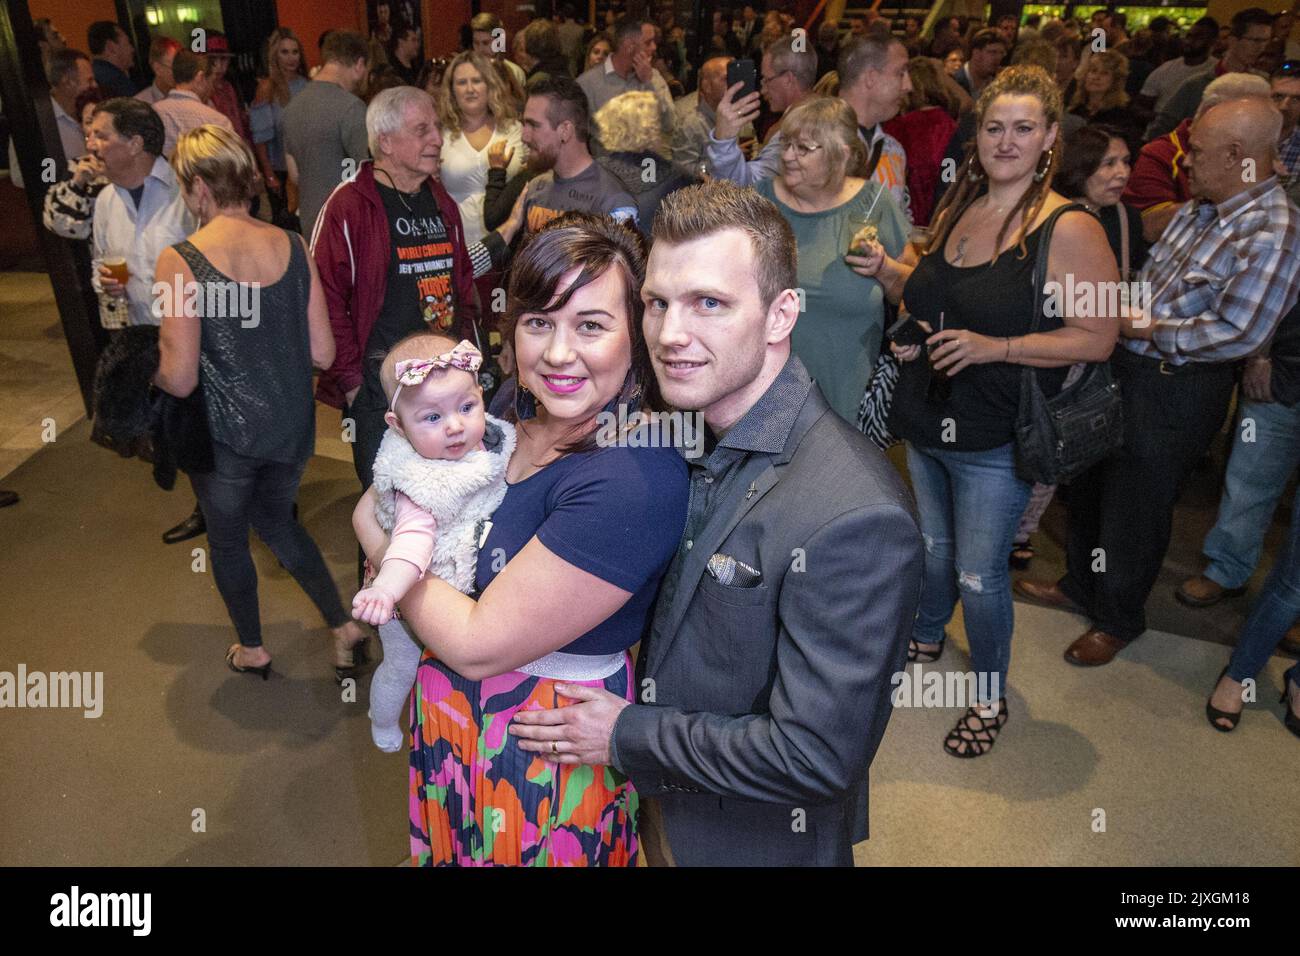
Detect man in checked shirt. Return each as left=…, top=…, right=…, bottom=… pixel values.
left=1016, top=96, right=1300, bottom=667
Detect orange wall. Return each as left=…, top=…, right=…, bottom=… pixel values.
left=275, top=0, right=363, bottom=69
left=30, top=0, right=118, bottom=56
left=423, top=0, right=473, bottom=59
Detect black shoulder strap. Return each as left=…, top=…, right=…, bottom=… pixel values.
left=864, top=131, right=886, bottom=181
left=1028, top=202, right=1086, bottom=335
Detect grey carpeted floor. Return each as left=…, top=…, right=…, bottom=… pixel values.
left=1, top=422, right=1297, bottom=866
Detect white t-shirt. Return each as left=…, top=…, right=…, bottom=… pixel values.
left=437, top=120, right=526, bottom=246
left=1141, top=56, right=1218, bottom=113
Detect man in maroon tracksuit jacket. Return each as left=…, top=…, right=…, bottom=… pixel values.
left=311, top=87, right=520, bottom=489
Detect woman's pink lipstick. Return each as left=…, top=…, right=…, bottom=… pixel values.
left=540, top=374, right=586, bottom=394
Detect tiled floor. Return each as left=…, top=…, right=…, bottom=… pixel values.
left=0, top=271, right=85, bottom=481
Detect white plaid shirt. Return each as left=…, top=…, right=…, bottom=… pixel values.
left=1126, top=176, right=1300, bottom=364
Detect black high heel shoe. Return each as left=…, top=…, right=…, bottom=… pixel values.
left=334, top=632, right=371, bottom=684
left=1280, top=667, right=1300, bottom=740
left=1205, top=666, right=1243, bottom=732
left=226, top=644, right=271, bottom=681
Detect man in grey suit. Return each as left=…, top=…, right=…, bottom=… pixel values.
left=510, top=181, right=923, bottom=866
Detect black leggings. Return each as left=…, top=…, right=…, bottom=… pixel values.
left=189, top=442, right=349, bottom=648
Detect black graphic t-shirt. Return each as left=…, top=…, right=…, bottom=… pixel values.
left=359, top=181, right=456, bottom=410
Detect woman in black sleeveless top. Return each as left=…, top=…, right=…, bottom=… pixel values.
left=855, top=67, right=1119, bottom=756
left=153, top=125, right=369, bottom=681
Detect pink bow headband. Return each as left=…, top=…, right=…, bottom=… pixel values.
left=390, top=340, right=482, bottom=410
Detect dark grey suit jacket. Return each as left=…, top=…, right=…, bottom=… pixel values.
left=610, top=381, right=923, bottom=866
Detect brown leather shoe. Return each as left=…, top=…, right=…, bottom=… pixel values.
left=1064, top=628, right=1127, bottom=666
left=1013, top=578, right=1083, bottom=614
left=1175, top=574, right=1247, bottom=608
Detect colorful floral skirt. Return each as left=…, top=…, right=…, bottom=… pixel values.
left=408, top=650, right=639, bottom=866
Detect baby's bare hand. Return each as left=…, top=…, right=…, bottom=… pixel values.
left=352, top=587, right=394, bottom=626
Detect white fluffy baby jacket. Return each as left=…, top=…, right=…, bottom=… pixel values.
left=370, top=415, right=517, bottom=593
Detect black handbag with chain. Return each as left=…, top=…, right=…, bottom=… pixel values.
left=1013, top=203, right=1124, bottom=485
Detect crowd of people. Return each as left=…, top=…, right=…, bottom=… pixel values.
left=8, top=4, right=1300, bottom=865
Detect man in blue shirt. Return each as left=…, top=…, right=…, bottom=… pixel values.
left=88, top=21, right=138, bottom=98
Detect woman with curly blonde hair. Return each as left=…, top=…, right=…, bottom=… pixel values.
left=594, top=91, right=695, bottom=229
left=1068, top=49, right=1141, bottom=141
left=436, top=50, right=526, bottom=245
left=854, top=66, right=1120, bottom=757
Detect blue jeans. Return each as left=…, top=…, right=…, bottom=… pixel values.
left=905, top=442, right=1031, bottom=703
left=1228, top=480, right=1300, bottom=686
left=1203, top=399, right=1300, bottom=589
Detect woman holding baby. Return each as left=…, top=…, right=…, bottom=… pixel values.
left=353, top=213, right=689, bottom=866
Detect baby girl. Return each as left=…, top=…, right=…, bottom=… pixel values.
left=353, top=332, right=515, bottom=751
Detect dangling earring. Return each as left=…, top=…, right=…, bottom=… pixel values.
left=1034, top=147, right=1055, bottom=183
left=602, top=368, right=638, bottom=420
left=966, top=153, right=985, bottom=182
left=514, top=381, right=537, bottom=421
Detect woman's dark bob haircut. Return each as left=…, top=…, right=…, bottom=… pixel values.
left=502, top=212, right=660, bottom=454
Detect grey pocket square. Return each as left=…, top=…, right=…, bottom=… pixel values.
left=706, top=553, right=762, bottom=587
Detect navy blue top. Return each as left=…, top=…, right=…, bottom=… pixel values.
left=475, top=441, right=689, bottom=656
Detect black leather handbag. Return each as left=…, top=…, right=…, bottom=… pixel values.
left=1013, top=203, right=1124, bottom=485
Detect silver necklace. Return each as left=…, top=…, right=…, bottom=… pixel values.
left=375, top=167, right=419, bottom=213
left=953, top=198, right=1017, bottom=263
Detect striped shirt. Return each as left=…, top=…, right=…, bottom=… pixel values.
left=153, top=89, right=233, bottom=159
left=1126, top=177, right=1300, bottom=364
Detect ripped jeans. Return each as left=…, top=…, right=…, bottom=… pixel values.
left=904, top=441, right=1031, bottom=703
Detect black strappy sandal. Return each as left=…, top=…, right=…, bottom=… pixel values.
left=907, top=637, right=944, bottom=664
left=226, top=644, right=271, bottom=681
left=943, top=699, right=1008, bottom=758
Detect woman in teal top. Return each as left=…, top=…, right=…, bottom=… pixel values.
left=755, top=96, right=908, bottom=422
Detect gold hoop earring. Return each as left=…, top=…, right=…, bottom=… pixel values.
left=1034, top=147, right=1055, bottom=182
